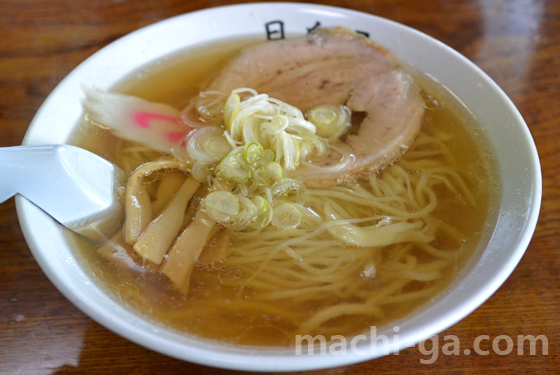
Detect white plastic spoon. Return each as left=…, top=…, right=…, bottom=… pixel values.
left=0, top=145, right=124, bottom=241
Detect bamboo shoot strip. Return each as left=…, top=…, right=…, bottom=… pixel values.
left=134, top=176, right=200, bottom=264
left=181, top=183, right=208, bottom=228
left=178, top=267, right=195, bottom=295
left=97, top=229, right=142, bottom=271
left=123, top=161, right=191, bottom=244
left=198, top=228, right=232, bottom=264
left=161, top=211, right=216, bottom=291
left=124, top=184, right=153, bottom=245
left=151, top=171, right=187, bottom=215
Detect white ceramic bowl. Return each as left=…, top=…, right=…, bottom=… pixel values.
left=17, top=2, right=541, bottom=371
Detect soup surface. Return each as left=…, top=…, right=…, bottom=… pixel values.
left=70, top=35, right=499, bottom=347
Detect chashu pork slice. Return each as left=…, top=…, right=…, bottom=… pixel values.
left=208, top=27, right=425, bottom=187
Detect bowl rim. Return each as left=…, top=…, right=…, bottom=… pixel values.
left=16, top=2, right=542, bottom=371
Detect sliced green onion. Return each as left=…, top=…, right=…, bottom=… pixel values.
left=311, top=106, right=337, bottom=124
left=222, top=89, right=327, bottom=170
left=219, top=153, right=251, bottom=179
left=211, top=208, right=232, bottom=223
left=245, top=142, right=264, bottom=165
left=292, top=136, right=301, bottom=166
left=230, top=196, right=259, bottom=229
left=251, top=204, right=273, bottom=230
left=251, top=196, right=269, bottom=216
left=206, top=191, right=239, bottom=215
left=187, top=126, right=227, bottom=163
left=308, top=104, right=351, bottom=140
left=272, top=178, right=306, bottom=203
left=224, top=93, right=241, bottom=130
left=261, top=149, right=275, bottom=164
left=271, top=114, right=289, bottom=132
left=271, top=203, right=302, bottom=229
left=265, top=161, right=284, bottom=184
left=206, top=136, right=232, bottom=156
left=191, top=162, right=212, bottom=182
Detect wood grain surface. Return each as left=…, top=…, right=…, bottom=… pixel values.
left=0, top=0, right=558, bottom=374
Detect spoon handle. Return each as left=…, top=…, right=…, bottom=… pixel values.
left=0, top=145, right=58, bottom=203
left=0, top=145, right=123, bottom=240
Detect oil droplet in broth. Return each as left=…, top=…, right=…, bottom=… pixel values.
left=120, top=283, right=140, bottom=301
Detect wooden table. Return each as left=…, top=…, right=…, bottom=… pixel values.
left=0, top=0, right=558, bottom=373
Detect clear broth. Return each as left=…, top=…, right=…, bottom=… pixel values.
left=70, top=36, right=499, bottom=347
